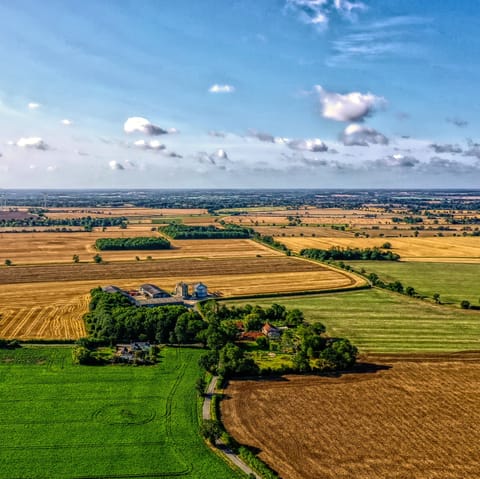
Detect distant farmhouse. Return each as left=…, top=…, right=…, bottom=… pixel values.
left=102, top=281, right=209, bottom=307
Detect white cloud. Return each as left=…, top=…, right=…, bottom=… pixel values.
left=61, top=119, right=73, bottom=126
left=288, top=138, right=328, bottom=152
left=133, top=139, right=166, bottom=150
left=341, top=124, right=389, bottom=146
left=316, top=86, right=386, bottom=122
left=209, top=84, right=235, bottom=93
left=109, top=160, right=124, bottom=170
left=286, top=0, right=366, bottom=29
left=46, top=165, right=57, bottom=172
left=124, top=117, right=168, bottom=135
left=16, top=137, right=49, bottom=150
left=28, top=102, right=41, bottom=110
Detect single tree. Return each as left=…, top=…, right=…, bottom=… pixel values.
left=461, top=300, right=471, bottom=309
left=72, top=254, right=80, bottom=263
left=93, top=253, right=103, bottom=264
left=4, top=259, right=12, bottom=266
left=433, top=293, right=441, bottom=304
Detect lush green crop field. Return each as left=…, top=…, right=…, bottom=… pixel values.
left=350, top=261, right=480, bottom=306
left=229, top=289, right=480, bottom=353
left=0, top=346, right=242, bottom=479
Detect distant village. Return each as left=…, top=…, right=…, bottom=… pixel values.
left=102, top=281, right=209, bottom=307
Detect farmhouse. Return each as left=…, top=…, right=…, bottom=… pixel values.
left=262, top=323, right=281, bottom=339
left=115, top=342, right=152, bottom=363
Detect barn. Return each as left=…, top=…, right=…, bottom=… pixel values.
left=139, top=284, right=171, bottom=299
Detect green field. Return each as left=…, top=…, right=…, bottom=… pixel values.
left=350, top=261, right=480, bottom=306
left=229, top=289, right=480, bottom=353
left=0, top=346, right=242, bottom=479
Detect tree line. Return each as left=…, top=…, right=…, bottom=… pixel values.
left=95, top=236, right=171, bottom=250
left=159, top=223, right=252, bottom=239
left=0, top=216, right=127, bottom=229
left=300, top=246, right=400, bottom=261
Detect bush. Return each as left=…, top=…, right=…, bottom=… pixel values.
left=461, top=300, right=471, bottom=309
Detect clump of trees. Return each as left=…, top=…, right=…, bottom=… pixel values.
left=95, top=237, right=171, bottom=250
left=159, top=223, right=252, bottom=239
left=301, top=246, right=400, bottom=261
left=254, top=233, right=291, bottom=254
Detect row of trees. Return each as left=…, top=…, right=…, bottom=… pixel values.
left=159, top=223, right=252, bottom=239
left=0, top=216, right=127, bottom=228
left=300, top=246, right=400, bottom=261
left=95, top=237, right=171, bottom=250
left=253, top=233, right=291, bottom=254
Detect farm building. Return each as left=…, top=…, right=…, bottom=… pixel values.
left=262, top=323, right=281, bottom=339
left=115, top=342, right=152, bottom=363
left=139, top=284, right=171, bottom=298
left=102, top=285, right=136, bottom=304
left=174, top=281, right=209, bottom=299
left=193, top=282, right=208, bottom=299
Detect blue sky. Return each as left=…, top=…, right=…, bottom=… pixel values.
left=1, top=0, right=480, bottom=188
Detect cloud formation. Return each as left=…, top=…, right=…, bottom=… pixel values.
left=109, top=160, right=124, bottom=170
left=429, top=143, right=462, bottom=154
left=446, top=117, right=468, bottom=128
left=286, top=0, right=366, bottom=29
left=247, top=130, right=275, bottom=143
left=16, top=137, right=49, bottom=150
left=133, top=139, right=166, bottom=150
left=124, top=117, right=168, bottom=135
left=315, top=86, right=385, bottom=122
left=371, top=154, right=420, bottom=168
left=341, top=124, right=388, bottom=146
left=28, top=102, right=41, bottom=110
left=288, top=138, right=328, bottom=152
left=61, top=119, right=73, bottom=126
left=208, top=84, right=235, bottom=93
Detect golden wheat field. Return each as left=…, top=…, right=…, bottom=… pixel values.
left=222, top=357, right=480, bottom=479
left=0, top=256, right=362, bottom=340
left=278, top=236, right=480, bottom=262
left=38, top=207, right=208, bottom=218
left=0, top=230, right=281, bottom=265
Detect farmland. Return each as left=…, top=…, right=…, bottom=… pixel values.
left=278, top=236, right=480, bottom=262
left=0, top=346, right=243, bottom=479
left=229, top=289, right=480, bottom=353
left=349, top=261, right=480, bottom=306
left=0, top=255, right=361, bottom=340
left=222, top=358, right=480, bottom=479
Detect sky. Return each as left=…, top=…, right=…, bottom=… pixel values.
left=1, top=0, right=480, bottom=188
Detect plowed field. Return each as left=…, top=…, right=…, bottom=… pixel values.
left=222, top=357, right=480, bottom=479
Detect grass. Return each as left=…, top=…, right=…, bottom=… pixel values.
left=229, top=289, right=480, bottom=353
left=0, top=345, right=243, bottom=479
left=351, top=260, right=480, bottom=306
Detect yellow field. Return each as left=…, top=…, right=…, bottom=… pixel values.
left=278, top=236, right=480, bottom=262
left=0, top=230, right=281, bottom=265
left=0, top=254, right=364, bottom=340
left=37, top=207, right=208, bottom=218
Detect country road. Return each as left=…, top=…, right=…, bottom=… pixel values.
left=202, top=376, right=262, bottom=479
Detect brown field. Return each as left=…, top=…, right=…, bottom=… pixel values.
left=39, top=207, right=208, bottom=219
left=0, top=231, right=281, bottom=265
left=222, top=357, right=480, bottom=479
left=278, top=236, right=480, bottom=262
left=0, top=257, right=363, bottom=340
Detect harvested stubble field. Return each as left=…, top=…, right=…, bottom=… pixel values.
left=0, top=257, right=361, bottom=340
left=222, top=358, right=480, bottom=479
left=43, top=207, right=208, bottom=219
left=278, top=236, right=480, bottom=262
left=0, top=232, right=280, bottom=265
